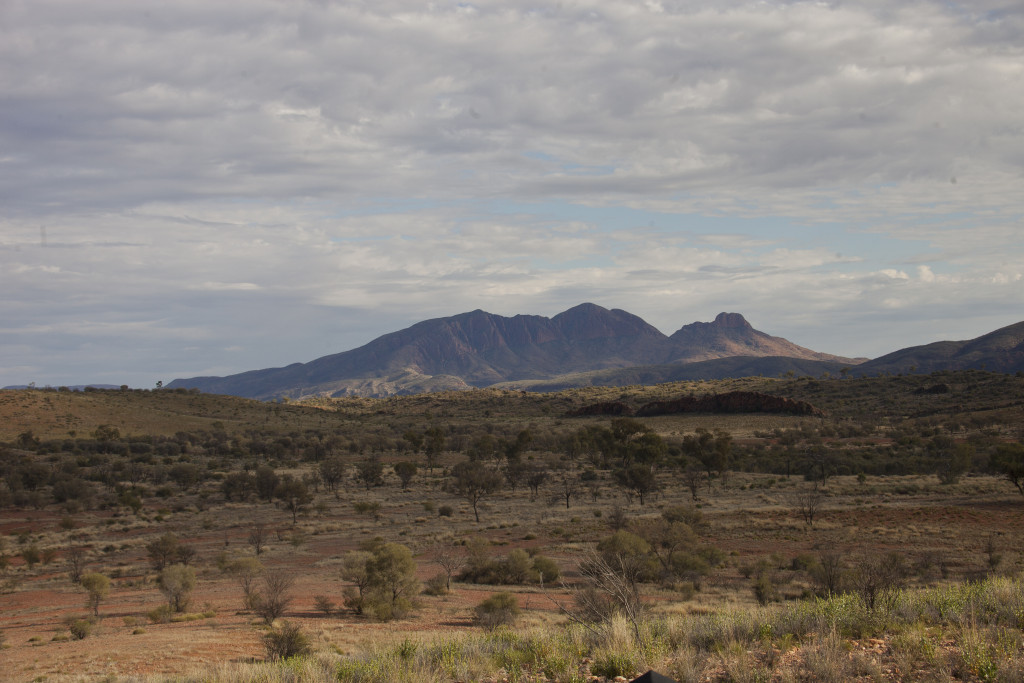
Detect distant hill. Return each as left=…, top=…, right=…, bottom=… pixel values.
left=853, top=320, right=1024, bottom=376
left=1, top=384, right=121, bottom=391
left=167, top=304, right=862, bottom=399
left=493, top=356, right=852, bottom=391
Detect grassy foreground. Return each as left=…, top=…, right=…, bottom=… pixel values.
left=145, top=576, right=1024, bottom=682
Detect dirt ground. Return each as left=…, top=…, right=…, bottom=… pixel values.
left=2, top=471, right=1022, bottom=681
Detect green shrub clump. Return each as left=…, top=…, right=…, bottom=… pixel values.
left=474, top=592, right=520, bottom=629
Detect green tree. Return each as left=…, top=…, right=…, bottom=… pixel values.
left=401, top=430, right=423, bottom=453
left=393, top=461, right=418, bottom=490
left=340, top=551, right=373, bottom=615
left=424, top=426, right=446, bottom=471
left=274, top=475, right=312, bottom=524
left=613, top=464, right=658, bottom=505
left=448, top=460, right=503, bottom=522
left=80, top=572, right=110, bottom=617
left=682, top=428, right=732, bottom=483
left=255, top=465, right=280, bottom=501
left=168, top=462, right=200, bottom=491
left=364, top=542, right=420, bottom=621
left=146, top=532, right=181, bottom=571
left=991, top=442, right=1024, bottom=496
left=318, top=456, right=346, bottom=495
left=355, top=458, right=384, bottom=490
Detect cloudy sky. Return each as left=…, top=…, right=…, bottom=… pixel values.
left=2, top=0, right=1022, bottom=388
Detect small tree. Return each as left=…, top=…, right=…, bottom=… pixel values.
left=682, top=462, right=704, bottom=501
left=228, top=557, right=264, bottom=610
left=524, top=462, right=550, bottom=500
left=433, top=544, right=467, bottom=591
left=793, top=484, right=824, bottom=527
left=355, top=458, right=385, bottom=490
left=253, top=570, right=294, bottom=623
left=364, top=542, right=420, bottom=621
left=991, top=443, right=1024, bottom=497
left=340, top=551, right=373, bottom=615
left=158, top=564, right=196, bottom=612
left=938, top=443, right=974, bottom=485
left=66, top=546, right=88, bottom=584
left=80, top=572, right=110, bottom=617
left=393, top=461, right=418, bottom=491
left=248, top=523, right=268, bottom=555
left=319, top=456, right=346, bottom=496
left=448, top=460, right=502, bottom=522
left=851, top=552, right=907, bottom=611
left=613, top=464, right=658, bottom=505
left=275, top=476, right=312, bottom=524
left=146, top=533, right=180, bottom=571
left=424, top=426, right=446, bottom=471
left=811, top=550, right=845, bottom=597
left=255, top=466, right=280, bottom=501
left=555, top=464, right=581, bottom=509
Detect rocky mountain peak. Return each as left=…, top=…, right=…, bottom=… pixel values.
left=712, top=312, right=753, bottom=329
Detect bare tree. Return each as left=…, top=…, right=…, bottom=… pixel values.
left=811, top=550, right=844, bottom=597
left=793, top=484, right=824, bottom=527
left=253, top=570, right=295, bottom=623
left=557, top=466, right=581, bottom=509
left=559, top=548, right=646, bottom=641
left=433, top=544, right=467, bottom=591
left=682, top=464, right=703, bottom=502
left=851, top=552, right=907, bottom=611
left=248, top=523, right=268, bottom=556
left=66, top=547, right=88, bottom=584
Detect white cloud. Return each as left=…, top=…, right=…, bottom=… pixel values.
left=2, top=0, right=1023, bottom=385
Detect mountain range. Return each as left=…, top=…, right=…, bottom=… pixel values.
left=166, top=304, right=1024, bottom=399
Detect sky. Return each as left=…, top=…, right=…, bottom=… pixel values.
left=2, top=0, right=1023, bottom=389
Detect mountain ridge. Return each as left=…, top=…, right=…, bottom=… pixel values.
left=167, top=304, right=863, bottom=399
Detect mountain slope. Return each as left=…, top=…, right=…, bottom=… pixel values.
left=854, top=320, right=1024, bottom=375
left=167, top=304, right=862, bottom=399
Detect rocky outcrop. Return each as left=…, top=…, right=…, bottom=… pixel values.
left=566, top=401, right=635, bottom=417
left=634, top=391, right=822, bottom=417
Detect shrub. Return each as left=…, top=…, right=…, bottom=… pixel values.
left=68, top=618, right=92, bottom=640
left=314, top=594, right=334, bottom=617
left=353, top=501, right=381, bottom=516
left=591, top=650, right=638, bottom=679
left=531, top=555, right=560, bottom=585
left=21, top=545, right=41, bottom=569
left=263, top=621, right=311, bottom=661
left=753, top=574, right=781, bottom=605
left=474, top=592, right=520, bottom=629
left=147, top=604, right=172, bottom=624
left=422, top=572, right=449, bottom=596
left=438, top=504, right=454, bottom=517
